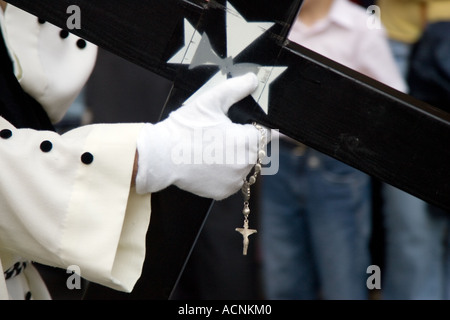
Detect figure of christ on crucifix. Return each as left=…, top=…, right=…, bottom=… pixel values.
left=235, top=219, right=257, bottom=256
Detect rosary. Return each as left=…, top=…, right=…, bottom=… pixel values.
left=235, top=122, right=268, bottom=255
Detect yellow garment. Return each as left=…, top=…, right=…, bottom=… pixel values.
left=377, top=0, right=450, bottom=43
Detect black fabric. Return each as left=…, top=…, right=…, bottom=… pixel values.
left=408, top=22, right=450, bottom=113
left=407, top=22, right=450, bottom=216
left=0, top=30, right=54, bottom=131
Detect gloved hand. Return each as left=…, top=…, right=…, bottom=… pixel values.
left=135, top=72, right=266, bottom=200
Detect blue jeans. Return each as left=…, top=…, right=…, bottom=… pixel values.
left=260, top=141, right=372, bottom=299
left=382, top=185, right=450, bottom=299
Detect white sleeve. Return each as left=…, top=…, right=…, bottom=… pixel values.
left=0, top=117, right=151, bottom=292
left=3, top=5, right=98, bottom=124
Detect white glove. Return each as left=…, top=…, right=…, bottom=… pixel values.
left=135, top=72, right=265, bottom=200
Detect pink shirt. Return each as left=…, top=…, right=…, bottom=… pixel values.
left=288, top=0, right=406, bottom=92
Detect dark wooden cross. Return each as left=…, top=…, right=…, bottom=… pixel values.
left=7, top=0, right=450, bottom=299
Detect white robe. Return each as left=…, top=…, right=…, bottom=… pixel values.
left=0, top=5, right=152, bottom=299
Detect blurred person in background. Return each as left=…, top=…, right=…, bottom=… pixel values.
left=377, top=0, right=450, bottom=300
left=259, top=0, right=405, bottom=300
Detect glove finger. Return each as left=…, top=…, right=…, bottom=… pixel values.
left=194, top=72, right=259, bottom=114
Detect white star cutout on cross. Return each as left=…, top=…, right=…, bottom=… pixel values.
left=167, top=1, right=287, bottom=115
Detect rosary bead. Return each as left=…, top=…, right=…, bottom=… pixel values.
left=249, top=176, right=256, bottom=185
left=242, top=206, right=251, bottom=216
left=258, top=150, right=266, bottom=159
left=241, top=182, right=251, bottom=201
left=255, top=164, right=262, bottom=173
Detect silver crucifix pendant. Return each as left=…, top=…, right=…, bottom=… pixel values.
left=236, top=219, right=257, bottom=255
